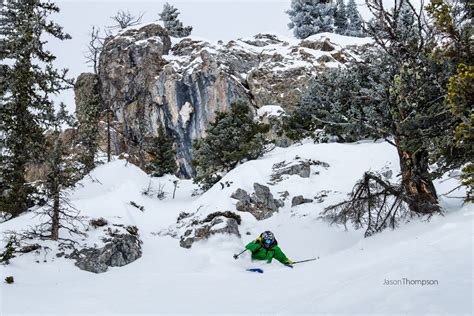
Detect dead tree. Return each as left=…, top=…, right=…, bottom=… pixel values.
left=84, top=26, right=103, bottom=75
left=109, top=10, right=144, bottom=30
left=322, top=172, right=414, bottom=237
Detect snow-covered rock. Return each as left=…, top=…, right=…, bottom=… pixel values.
left=94, top=23, right=371, bottom=177
left=71, top=233, right=142, bottom=273
left=231, top=183, right=284, bottom=220
left=179, top=211, right=241, bottom=249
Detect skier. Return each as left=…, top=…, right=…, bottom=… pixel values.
left=244, top=231, right=294, bottom=265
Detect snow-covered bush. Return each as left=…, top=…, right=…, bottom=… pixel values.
left=158, top=3, right=192, bottom=38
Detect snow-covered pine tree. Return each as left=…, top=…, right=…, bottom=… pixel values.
left=158, top=3, right=192, bottom=38
left=345, top=0, right=364, bottom=37
left=396, top=1, right=416, bottom=43
left=334, top=0, right=349, bottom=35
left=43, top=104, right=85, bottom=241
left=287, top=0, right=334, bottom=39
left=309, top=0, right=459, bottom=217
left=0, top=0, right=72, bottom=217
left=147, top=125, right=178, bottom=177
left=426, top=0, right=473, bottom=202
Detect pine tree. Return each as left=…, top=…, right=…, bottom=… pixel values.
left=396, top=1, right=417, bottom=44
left=158, top=3, right=192, bottom=38
left=44, top=104, right=84, bottom=241
left=74, top=73, right=102, bottom=175
left=192, top=101, right=269, bottom=191
left=346, top=0, right=364, bottom=37
left=287, top=0, right=334, bottom=39
left=289, top=58, right=389, bottom=143
left=334, top=0, right=349, bottom=35
left=426, top=0, right=473, bottom=202
left=0, top=0, right=72, bottom=217
left=147, top=125, right=178, bottom=177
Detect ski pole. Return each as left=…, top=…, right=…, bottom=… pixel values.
left=233, top=249, right=247, bottom=259
left=292, top=257, right=319, bottom=264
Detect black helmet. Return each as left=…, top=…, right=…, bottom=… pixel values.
left=260, top=231, right=277, bottom=248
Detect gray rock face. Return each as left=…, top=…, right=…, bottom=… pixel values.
left=179, top=211, right=241, bottom=248
left=232, top=183, right=283, bottom=220
left=74, top=73, right=102, bottom=125
left=71, top=234, right=142, bottom=273
left=291, top=195, right=314, bottom=207
left=230, top=188, right=251, bottom=203
left=95, top=23, right=366, bottom=177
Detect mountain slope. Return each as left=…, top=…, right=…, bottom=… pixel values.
left=0, top=140, right=472, bottom=315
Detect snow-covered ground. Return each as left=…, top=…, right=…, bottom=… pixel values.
left=1, top=140, right=472, bottom=315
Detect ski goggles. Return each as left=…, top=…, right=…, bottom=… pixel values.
left=264, top=239, right=273, bottom=245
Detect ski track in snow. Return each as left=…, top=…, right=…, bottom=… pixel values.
left=0, top=140, right=472, bottom=315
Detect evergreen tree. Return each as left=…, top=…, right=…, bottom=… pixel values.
left=345, top=0, right=364, bottom=37
left=159, top=3, right=192, bottom=38
left=147, top=125, right=178, bottom=177
left=74, top=73, right=102, bottom=175
left=426, top=0, right=473, bottom=202
left=288, top=56, right=392, bottom=143
left=43, top=104, right=84, bottom=241
left=334, top=0, right=348, bottom=35
left=397, top=1, right=416, bottom=41
left=0, top=0, right=72, bottom=216
left=294, top=0, right=461, bottom=216
left=287, top=0, right=334, bottom=39
left=192, top=101, right=269, bottom=191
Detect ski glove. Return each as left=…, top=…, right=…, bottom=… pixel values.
left=286, top=260, right=295, bottom=264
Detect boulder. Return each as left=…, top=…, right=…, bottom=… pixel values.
left=179, top=211, right=241, bottom=248
left=291, top=195, right=314, bottom=207
left=230, top=188, right=251, bottom=203
left=271, top=161, right=311, bottom=182
left=232, top=183, right=283, bottom=220
left=71, top=234, right=142, bottom=273
left=271, top=159, right=330, bottom=183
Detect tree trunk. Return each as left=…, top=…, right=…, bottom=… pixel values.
left=107, top=108, right=111, bottom=163
left=395, top=138, right=440, bottom=214
left=51, top=191, right=60, bottom=241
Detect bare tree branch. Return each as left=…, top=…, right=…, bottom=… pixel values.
left=109, top=10, right=144, bottom=30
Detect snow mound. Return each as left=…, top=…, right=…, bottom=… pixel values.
left=257, top=105, right=286, bottom=118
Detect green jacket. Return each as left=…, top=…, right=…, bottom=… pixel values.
left=245, top=240, right=289, bottom=264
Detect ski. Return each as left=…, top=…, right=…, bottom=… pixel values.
left=246, top=268, right=264, bottom=273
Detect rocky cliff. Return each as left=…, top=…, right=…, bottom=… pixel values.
left=90, top=23, right=371, bottom=177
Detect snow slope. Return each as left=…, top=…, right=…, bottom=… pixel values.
left=1, top=140, right=472, bottom=315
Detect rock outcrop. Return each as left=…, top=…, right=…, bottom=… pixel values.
left=270, top=159, right=330, bottom=183
left=71, top=234, right=142, bottom=273
left=74, top=73, right=102, bottom=125
left=92, top=24, right=369, bottom=177
left=231, top=183, right=283, bottom=220
left=179, top=211, right=241, bottom=248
